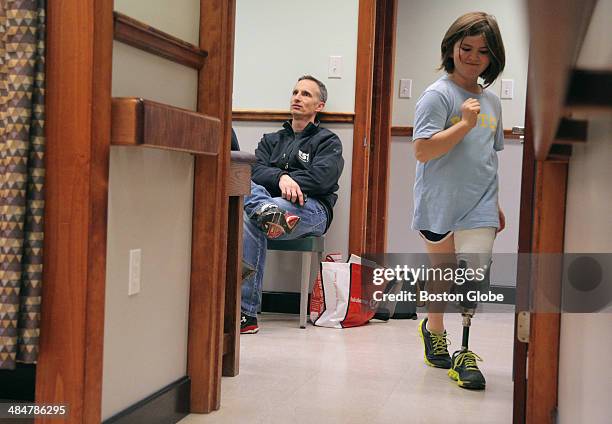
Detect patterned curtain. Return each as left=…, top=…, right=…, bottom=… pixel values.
left=0, top=0, right=45, bottom=370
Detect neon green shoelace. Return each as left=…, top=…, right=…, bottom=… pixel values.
left=430, top=332, right=450, bottom=355
left=455, top=350, right=483, bottom=370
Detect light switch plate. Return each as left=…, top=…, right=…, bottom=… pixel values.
left=500, top=79, right=514, bottom=99
left=128, top=248, right=142, bottom=296
left=399, top=78, right=412, bottom=98
left=328, top=56, right=342, bottom=79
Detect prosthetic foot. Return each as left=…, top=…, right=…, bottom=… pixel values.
left=447, top=259, right=490, bottom=390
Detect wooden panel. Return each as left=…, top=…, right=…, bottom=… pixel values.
left=187, top=0, right=235, bottom=413
left=348, top=0, right=376, bottom=255
left=111, top=97, right=220, bottom=154
left=527, top=160, right=568, bottom=424
left=513, top=98, right=535, bottom=424
left=37, top=0, right=113, bottom=422
left=222, top=196, right=243, bottom=377
left=232, top=109, right=354, bottom=123
left=391, top=126, right=522, bottom=140
left=366, top=0, right=397, bottom=254
left=526, top=0, right=597, bottom=159
left=113, top=11, right=207, bottom=69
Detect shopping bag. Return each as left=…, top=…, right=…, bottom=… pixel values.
left=312, top=254, right=393, bottom=328
left=309, top=253, right=342, bottom=323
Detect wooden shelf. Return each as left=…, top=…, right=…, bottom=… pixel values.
left=111, top=97, right=220, bottom=155
left=113, top=12, right=207, bottom=69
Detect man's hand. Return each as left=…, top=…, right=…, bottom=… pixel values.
left=497, top=206, right=506, bottom=233
left=279, top=174, right=304, bottom=206
left=461, top=98, right=480, bottom=129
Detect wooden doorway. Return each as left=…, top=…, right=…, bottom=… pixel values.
left=349, top=0, right=397, bottom=255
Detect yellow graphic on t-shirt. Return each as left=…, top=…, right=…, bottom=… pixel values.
left=450, top=114, right=498, bottom=131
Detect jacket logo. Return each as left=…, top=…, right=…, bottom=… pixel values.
left=298, top=150, right=310, bottom=163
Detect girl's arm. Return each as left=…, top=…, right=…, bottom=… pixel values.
left=413, top=98, right=480, bottom=162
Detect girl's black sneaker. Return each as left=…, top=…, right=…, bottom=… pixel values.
left=418, top=318, right=452, bottom=368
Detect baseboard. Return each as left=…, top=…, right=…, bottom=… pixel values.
left=0, top=363, right=36, bottom=401
left=103, top=377, right=190, bottom=424
left=262, top=284, right=515, bottom=315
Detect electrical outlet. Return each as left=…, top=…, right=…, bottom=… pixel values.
left=500, top=79, right=514, bottom=99
left=128, top=249, right=142, bottom=296
left=399, top=79, right=412, bottom=98
left=328, top=56, right=342, bottom=79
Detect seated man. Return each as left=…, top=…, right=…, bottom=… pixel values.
left=241, top=75, right=344, bottom=334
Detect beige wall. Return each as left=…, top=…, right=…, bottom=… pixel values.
left=558, top=2, right=612, bottom=420
left=558, top=117, right=612, bottom=424
left=102, top=0, right=199, bottom=419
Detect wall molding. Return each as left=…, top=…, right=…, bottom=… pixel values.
left=391, top=126, right=522, bottom=140
left=103, top=377, right=190, bottom=424
left=232, top=110, right=355, bottom=123
left=113, top=11, right=208, bottom=69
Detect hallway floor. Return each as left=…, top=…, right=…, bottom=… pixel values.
left=180, top=310, right=514, bottom=424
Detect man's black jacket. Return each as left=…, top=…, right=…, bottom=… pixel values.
left=251, top=121, right=344, bottom=230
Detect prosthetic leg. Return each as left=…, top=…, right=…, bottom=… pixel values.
left=456, top=258, right=492, bottom=352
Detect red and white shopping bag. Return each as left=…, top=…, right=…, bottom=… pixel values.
left=310, top=254, right=382, bottom=328
left=310, top=253, right=342, bottom=323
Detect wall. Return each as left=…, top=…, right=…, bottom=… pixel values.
left=558, top=117, right=612, bottom=424
left=233, top=0, right=359, bottom=112
left=386, top=0, right=529, bottom=286
left=558, top=3, right=612, bottom=421
left=233, top=0, right=360, bottom=294
left=102, top=0, right=199, bottom=419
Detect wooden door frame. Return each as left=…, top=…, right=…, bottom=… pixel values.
left=349, top=0, right=397, bottom=255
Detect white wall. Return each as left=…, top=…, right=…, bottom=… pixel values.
left=102, top=0, right=199, bottom=419
left=387, top=1, right=528, bottom=284
left=233, top=0, right=359, bottom=112
left=233, top=0, right=360, bottom=294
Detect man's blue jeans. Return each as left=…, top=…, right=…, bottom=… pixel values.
left=241, top=182, right=327, bottom=317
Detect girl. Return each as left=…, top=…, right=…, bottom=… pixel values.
left=412, top=12, right=506, bottom=390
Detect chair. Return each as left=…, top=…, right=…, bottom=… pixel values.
left=267, top=236, right=325, bottom=328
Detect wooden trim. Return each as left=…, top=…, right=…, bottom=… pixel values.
left=565, top=69, right=612, bottom=113
left=232, top=110, right=354, bottom=123
left=554, top=118, right=588, bottom=143
left=38, top=0, right=113, bottom=422
left=526, top=160, right=568, bottom=424
left=513, top=93, right=535, bottom=424
left=366, top=0, right=397, bottom=254
left=187, top=0, right=235, bottom=413
left=113, top=11, right=207, bottom=69
left=391, top=126, right=523, bottom=140
left=348, top=0, right=376, bottom=255
left=526, top=0, right=597, bottom=159
left=222, top=196, right=243, bottom=377
left=103, top=377, right=190, bottom=424
left=111, top=97, right=220, bottom=155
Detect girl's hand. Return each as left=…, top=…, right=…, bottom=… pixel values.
left=497, top=207, right=506, bottom=233
left=461, top=98, right=480, bottom=128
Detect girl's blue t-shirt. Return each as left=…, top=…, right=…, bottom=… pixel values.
left=412, top=74, right=504, bottom=234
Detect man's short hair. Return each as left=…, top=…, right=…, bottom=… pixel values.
left=298, top=75, right=328, bottom=103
